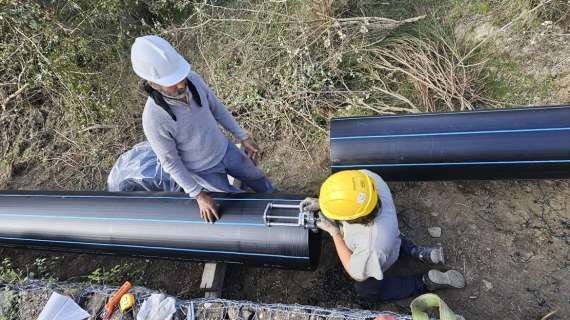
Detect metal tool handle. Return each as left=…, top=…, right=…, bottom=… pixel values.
left=263, top=203, right=303, bottom=227
left=263, top=202, right=319, bottom=231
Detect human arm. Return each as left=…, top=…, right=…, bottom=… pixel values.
left=332, top=233, right=354, bottom=277
left=317, top=213, right=359, bottom=279
left=195, top=75, right=261, bottom=158
left=318, top=213, right=382, bottom=281
left=197, top=75, right=249, bottom=141
left=143, top=109, right=219, bottom=222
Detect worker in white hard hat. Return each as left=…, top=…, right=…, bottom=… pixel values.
left=131, top=35, right=274, bottom=223
left=301, top=170, right=466, bottom=301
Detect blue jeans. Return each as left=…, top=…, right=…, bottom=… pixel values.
left=354, top=238, right=426, bottom=302
left=193, top=142, right=274, bottom=193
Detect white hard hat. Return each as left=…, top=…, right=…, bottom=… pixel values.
left=130, top=35, right=191, bottom=87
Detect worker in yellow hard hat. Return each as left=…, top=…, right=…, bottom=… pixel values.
left=301, top=170, right=466, bottom=302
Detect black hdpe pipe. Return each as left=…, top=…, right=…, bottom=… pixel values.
left=0, top=191, right=320, bottom=270
left=331, top=105, right=570, bottom=180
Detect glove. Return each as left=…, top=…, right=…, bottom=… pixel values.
left=300, top=197, right=320, bottom=213
left=316, top=213, right=341, bottom=236
left=137, top=294, right=176, bottom=320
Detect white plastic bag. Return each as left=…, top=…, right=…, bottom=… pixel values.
left=136, top=293, right=176, bottom=320
left=37, top=292, right=89, bottom=320
left=107, top=141, right=181, bottom=192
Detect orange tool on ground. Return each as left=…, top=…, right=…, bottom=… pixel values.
left=102, top=281, right=132, bottom=320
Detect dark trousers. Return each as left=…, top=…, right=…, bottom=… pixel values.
left=354, top=239, right=426, bottom=302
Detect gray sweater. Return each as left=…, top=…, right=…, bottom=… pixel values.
left=142, top=71, right=248, bottom=197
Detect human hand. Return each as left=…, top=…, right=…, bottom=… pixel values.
left=196, top=191, right=219, bottom=223
left=316, top=213, right=341, bottom=236
left=241, top=138, right=261, bottom=161
left=300, top=197, right=320, bottom=213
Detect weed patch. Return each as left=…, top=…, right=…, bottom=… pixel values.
left=86, top=263, right=144, bottom=286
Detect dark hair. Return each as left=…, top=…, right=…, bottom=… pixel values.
left=343, top=197, right=381, bottom=225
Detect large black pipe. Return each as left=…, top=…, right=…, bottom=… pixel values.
left=0, top=191, right=320, bottom=270
left=331, top=105, right=570, bottom=180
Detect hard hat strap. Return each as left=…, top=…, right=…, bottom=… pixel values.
left=186, top=78, right=202, bottom=108
left=141, top=78, right=203, bottom=122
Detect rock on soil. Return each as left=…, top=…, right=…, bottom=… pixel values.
left=255, top=307, right=273, bottom=320
left=274, top=307, right=312, bottom=320
left=197, top=302, right=225, bottom=320
left=227, top=304, right=256, bottom=320
left=428, top=227, right=442, bottom=238
left=482, top=280, right=493, bottom=291
left=18, top=289, right=53, bottom=319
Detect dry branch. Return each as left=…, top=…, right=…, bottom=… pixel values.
left=1, top=83, right=29, bottom=112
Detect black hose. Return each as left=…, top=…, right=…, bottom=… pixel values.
left=331, top=105, right=570, bottom=180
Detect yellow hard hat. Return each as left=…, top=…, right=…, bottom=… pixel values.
left=319, top=170, right=379, bottom=221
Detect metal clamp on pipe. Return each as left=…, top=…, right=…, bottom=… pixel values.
left=263, top=202, right=318, bottom=231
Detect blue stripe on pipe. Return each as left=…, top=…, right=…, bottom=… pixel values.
left=0, top=194, right=301, bottom=203
left=331, top=126, right=570, bottom=140
left=331, top=105, right=570, bottom=121
left=332, top=159, right=570, bottom=168
left=0, top=213, right=265, bottom=227
left=0, top=236, right=310, bottom=260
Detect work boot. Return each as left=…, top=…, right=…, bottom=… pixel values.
left=413, top=246, right=445, bottom=264
left=423, top=269, right=466, bottom=291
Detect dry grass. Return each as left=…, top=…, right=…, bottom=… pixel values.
left=159, top=2, right=492, bottom=151
left=1, top=0, right=496, bottom=191
left=495, top=0, right=570, bottom=28
left=157, top=2, right=432, bottom=158
left=0, top=1, right=146, bottom=189
left=365, top=30, right=494, bottom=112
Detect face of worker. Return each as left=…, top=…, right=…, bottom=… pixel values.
left=154, top=79, right=187, bottom=99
